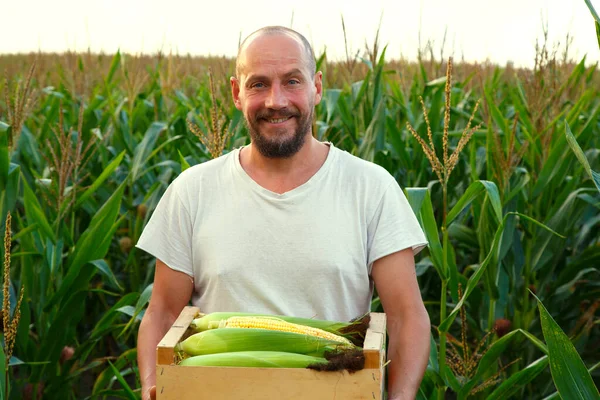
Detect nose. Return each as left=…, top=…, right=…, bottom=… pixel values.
left=265, top=83, right=288, bottom=110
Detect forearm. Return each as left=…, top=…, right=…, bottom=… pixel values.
left=137, top=308, right=178, bottom=399
left=386, top=311, right=431, bottom=400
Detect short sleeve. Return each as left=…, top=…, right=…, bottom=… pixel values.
left=367, top=180, right=428, bottom=268
left=135, top=181, right=194, bottom=277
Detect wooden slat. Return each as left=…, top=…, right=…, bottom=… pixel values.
left=155, top=310, right=387, bottom=398
left=363, top=312, right=387, bottom=370
left=157, top=365, right=382, bottom=400
left=156, top=306, right=200, bottom=365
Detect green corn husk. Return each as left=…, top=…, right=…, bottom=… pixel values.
left=175, top=328, right=354, bottom=357
left=191, top=312, right=370, bottom=347
left=179, top=351, right=328, bottom=368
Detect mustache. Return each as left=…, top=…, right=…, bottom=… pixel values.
left=256, top=109, right=299, bottom=119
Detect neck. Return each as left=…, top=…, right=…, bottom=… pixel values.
left=242, top=135, right=325, bottom=175
left=239, top=135, right=330, bottom=194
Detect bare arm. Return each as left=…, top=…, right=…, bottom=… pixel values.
left=137, top=259, right=194, bottom=400
left=372, top=248, right=431, bottom=400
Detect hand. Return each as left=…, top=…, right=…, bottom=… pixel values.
left=143, top=386, right=156, bottom=400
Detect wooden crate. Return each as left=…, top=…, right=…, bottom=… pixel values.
left=156, top=306, right=387, bottom=400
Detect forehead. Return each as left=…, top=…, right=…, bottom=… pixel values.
left=238, top=33, right=309, bottom=78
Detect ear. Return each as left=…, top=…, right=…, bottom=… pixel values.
left=313, top=71, right=323, bottom=106
left=231, top=76, right=242, bottom=110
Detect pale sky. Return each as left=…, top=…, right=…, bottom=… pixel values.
left=2, top=0, right=599, bottom=68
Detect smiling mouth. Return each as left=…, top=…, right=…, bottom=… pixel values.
left=264, top=117, right=292, bottom=124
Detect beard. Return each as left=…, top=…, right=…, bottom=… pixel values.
left=245, top=106, right=314, bottom=158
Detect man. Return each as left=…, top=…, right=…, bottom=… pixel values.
left=136, top=26, right=431, bottom=400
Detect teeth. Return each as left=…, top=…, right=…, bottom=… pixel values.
left=268, top=117, right=289, bottom=123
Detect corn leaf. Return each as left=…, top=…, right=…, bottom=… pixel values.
left=460, top=330, right=539, bottom=397
left=447, top=180, right=502, bottom=225
left=565, top=121, right=600, bottom=192
left=74, top=150, right=126, bottom=208
left=0, top=344, right=6, bottom=400
left=22, top=177, right=55, bottom=243
left=439, top=212, right=561, bottom=332
left=487, top=356, right=549, bottom=400
left=44, top=182, right=125, bottom=311
left=34, top=291, right=87, bottom=381
left=90, top=259, right=123, bottom=291
left=90, top=293, right=138, bottom=340
left=406, top=188, right=445, bottom=279
left=105, top=50, right=121, bottom=86
left=0, top=164, right=20, bottom=233
left=0, top=122, right=9, bottom=189
left=543, top=362, right=600, bottom=400
left=178, top=149, right=190, bottom=171
left=532, top=130, right=570, bottom=198
left=130, top=121, right=168, bottom=182
left=584, top=0, right=600, bottom=28
left=534, top=293, right=600, bottom=399
left=92, top=349, right=137, bottom=396
left=107, top=361, right=138, bottom=400
left=119, top=283, right=153, bottom=337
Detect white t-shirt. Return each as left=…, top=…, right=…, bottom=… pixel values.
left=136, top=142, right=428, bottom=321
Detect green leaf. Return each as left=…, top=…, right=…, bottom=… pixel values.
left=91, top=293, right=138, bottom=339
left=178, top=149, right=191, bottom=171
left=107, top=361, right=138, bottom=400
left=596, top=20, right=600, bottom=49
left=447, top=180, right=502, bottom=225
left=8, top=356, right=24, bottom=366
left=0, top=122, right=9, bottom=190
left=75, top=150, right=126, bottom=208
left=406, top=188, right=445, bottom=279
left=130, top=122, right=168, bottom=181
left=565, top=122, right=600, bottom=192
left=119, top=284, right=153, bottom=336
left=514, top=328, right=549, bottom=355
left=487, top=356, right=549, bottom=400
left=44, top=182, right=126, bottom=310
left=543, top=362, right=600, bottom=400
left=439, top=212, right=559, bottom=332
left=534, top=293, right=600, bottom=400
left=532, top=131, right=570, bottom=198
left=46, top=238, right=63, bottom=275
left=459, top=330, right=522, bottom=396
left=439, top=214, right=507, bottom=332
left=584, top=0, right=600, bottom=25
left=134, top=283, right=153, bottom=315
left=0, top=164, right=20, bottom=233
left=35, top=291, right=87, bottom=380
left=90, top=259, right=123, bottom=291
left=0, top=343, right=6, bottom=400
left=22, top=177, right=55, bottom=243
left=106, top=50, right=121, bottom=85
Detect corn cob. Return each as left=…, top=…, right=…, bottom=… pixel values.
left=217, top=316, right=352, bottom=345
left=179, top=351, right=328, bottom=368
left=175, top=328, right=353, bottom=357
left=191, top=312, right=370, bottom=347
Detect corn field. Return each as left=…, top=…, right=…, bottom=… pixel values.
left=1, top=26, right=600, bottom=399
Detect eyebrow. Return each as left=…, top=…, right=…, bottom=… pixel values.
left=245, top=68, right=306, bottom=84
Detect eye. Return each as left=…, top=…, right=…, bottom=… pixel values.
left=288, top=79, right=300, bottom=85
left=250, top=82, right=265, bottom=89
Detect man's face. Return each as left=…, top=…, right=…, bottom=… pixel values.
left=231, top=33, right=322, bottom=158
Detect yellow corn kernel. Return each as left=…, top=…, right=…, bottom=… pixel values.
left=220, top=316, right=352, bottom=345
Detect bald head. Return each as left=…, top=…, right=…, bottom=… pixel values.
left=235, top=26, right=316, bottom=79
